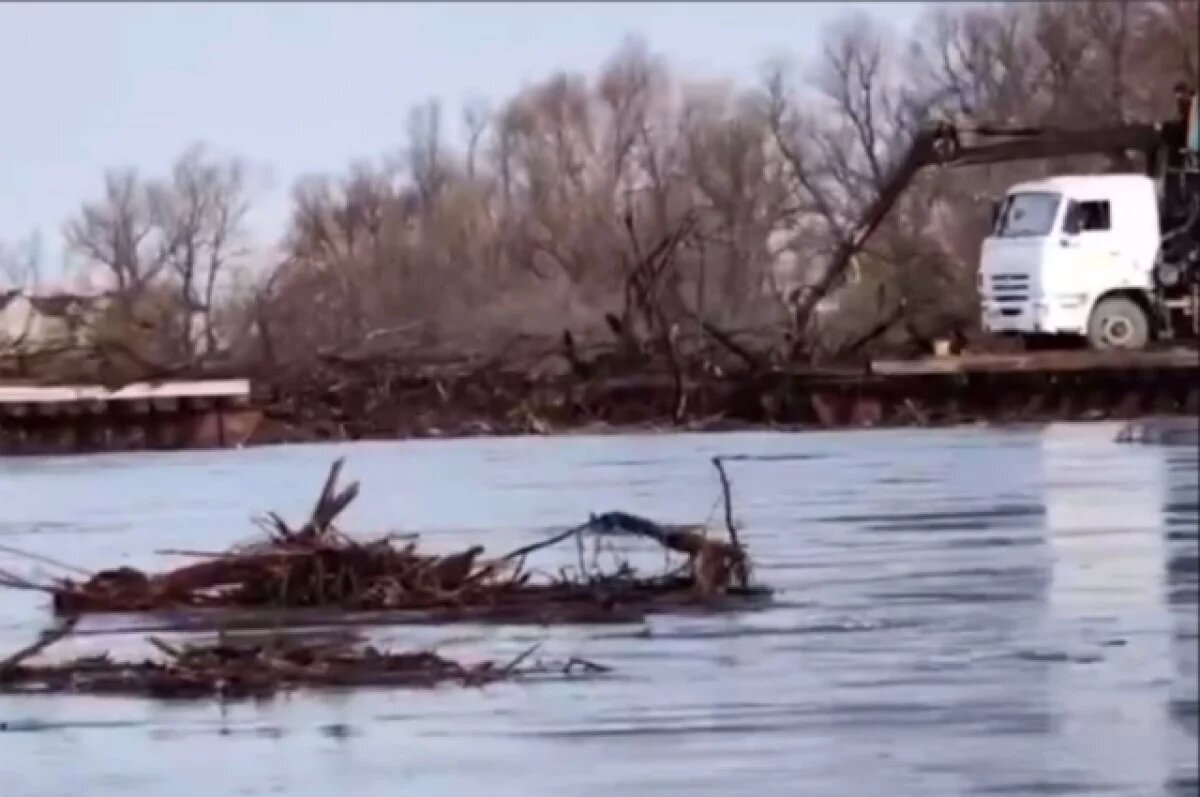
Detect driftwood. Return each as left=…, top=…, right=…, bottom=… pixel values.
left=0, top=627, right=609, bottom=701
left=29, top=458, right=770, bottom=624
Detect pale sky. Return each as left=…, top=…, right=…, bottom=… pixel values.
left=0, top=1, right=929, bottom=276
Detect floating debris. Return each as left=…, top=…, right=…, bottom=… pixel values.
left=0, top=622, right=609, bottom=701
left=12, top=458, right=769, bottom=626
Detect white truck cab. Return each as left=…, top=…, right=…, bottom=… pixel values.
left=978, top=174, right=1163, bottom=349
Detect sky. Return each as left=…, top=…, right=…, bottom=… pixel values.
left=0, top=1, right=929, bottom=279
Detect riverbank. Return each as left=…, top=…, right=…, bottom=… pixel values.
left=0, top=346, right=1196, bottom=454
left=248, top=348, right=1200, bottom=446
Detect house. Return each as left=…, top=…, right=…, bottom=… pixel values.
left=0, top=269, right=110, bottom=353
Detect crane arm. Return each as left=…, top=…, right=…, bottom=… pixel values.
left=792, top=121, right=1165, bottom=332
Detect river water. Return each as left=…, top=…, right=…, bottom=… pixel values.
left=0, top=423, right=1196, bottom=796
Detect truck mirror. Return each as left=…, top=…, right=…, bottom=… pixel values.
left=989, top=201, right=1000, bottom=230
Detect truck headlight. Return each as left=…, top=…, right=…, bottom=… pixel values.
left=1056, top=293, right=1087, bottom=308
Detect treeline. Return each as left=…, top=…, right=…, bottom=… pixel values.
left=2, top=0, right=1196, bottom=373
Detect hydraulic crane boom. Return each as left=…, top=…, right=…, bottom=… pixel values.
left=800, top=121, right=1165, bottom=329
left=787, top=82, right=1200, bottom=354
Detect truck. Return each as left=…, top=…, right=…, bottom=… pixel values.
left=806, top=83, right=1200, bottom=353
left=979, top=93, right=1199, bottom=350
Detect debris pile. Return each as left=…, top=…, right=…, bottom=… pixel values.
left=25, top=458, right=768, bottom=625
left=0, top=623, right=607, bottom=700
left=0, top=456, right=766, bottom=702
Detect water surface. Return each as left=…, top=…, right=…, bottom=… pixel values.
left=0, top=423, right=1196, bottom=796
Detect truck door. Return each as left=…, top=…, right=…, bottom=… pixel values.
left=1058, top=199, right=1130, bottom=295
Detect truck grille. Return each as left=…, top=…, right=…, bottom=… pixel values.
left=989, top=273, right=1030, bottom=303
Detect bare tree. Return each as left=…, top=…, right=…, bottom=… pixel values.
left=0, top=235, right=41, bottom=353
left=64, top=169, right=162, bottom=302
left=64, top=145, right=253, bottom=363
left=151, top=144, right=251, bottom=354
left=906, top=3, right=1033, bottom=127
left=1128, top=0, right=1199, bottom=112
left=681, top=81, right=791, bottom=325
left=760, top=15, right=931, bottom=353
left=196, top=5, right=1200, bottom=372
left=462, top=98, right=491, bottom=182
left=407, top=99, right=450, bottom=210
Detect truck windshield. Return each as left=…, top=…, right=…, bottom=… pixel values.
left=992, top=191, right=1061, bottom=238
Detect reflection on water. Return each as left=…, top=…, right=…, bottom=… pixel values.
left=1038, top=425, right=1176, bottom=794
left=0, top=423, right=1195, bottom=797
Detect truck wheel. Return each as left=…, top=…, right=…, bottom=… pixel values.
left=1087, top=297, right=1151, bottom=351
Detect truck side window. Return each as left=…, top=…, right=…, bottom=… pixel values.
left=1071, top=200, right=1111, bottom=232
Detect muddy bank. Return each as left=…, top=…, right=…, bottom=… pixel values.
left=250, top=358, right=769, bottom=443
left=1, top=340, right=1195, bottom=455
left=248, top=349, right=1200, bottom=445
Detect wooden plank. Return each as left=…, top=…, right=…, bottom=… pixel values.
left=0, top=379, right=251, bottom=405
